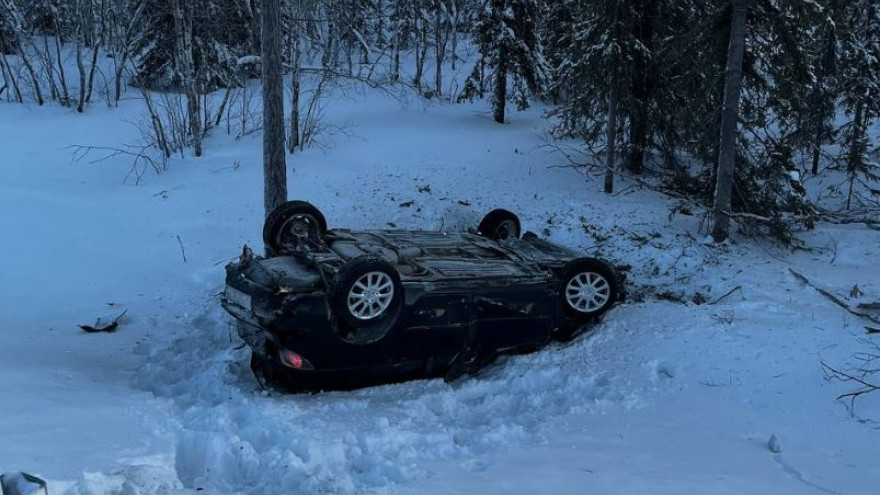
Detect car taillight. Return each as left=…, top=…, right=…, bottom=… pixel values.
left=279, top=349, right=313, bottom=370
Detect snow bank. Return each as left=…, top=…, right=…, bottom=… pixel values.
left=133, top=300, right=637, bottom=494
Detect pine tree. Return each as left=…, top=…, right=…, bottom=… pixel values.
left=550, top=0, right=694, bottom=179
left=0, top=0, right=44, bottom=104
left=838, top=0, right=880, bottom=210
left=332, top=0, right=378, bottom=73
left=800, top=0, right=843, bottom=175
left=551, top=0, right=629, bottom=144
left=656, top=0, right=821, bottom=240
left=459, top=0, right=547, bottom=124
left=132, top=0, right=253, bottom=90
left=0, top=4, right=17, bottom=54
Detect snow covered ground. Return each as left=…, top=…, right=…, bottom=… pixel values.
left=1, top=83, right=879, bottom=495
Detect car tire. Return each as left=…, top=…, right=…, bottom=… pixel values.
left=263, top=200, right=328, bottom=254
left=477, top=209, right=521, bottom=241
left=558, top=258, right=619, bottom=337
left=332, top=256, right=403, bottom=344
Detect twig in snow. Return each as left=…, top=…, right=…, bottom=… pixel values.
left=821, top=361, right=880, bottom=413
left=79, top=310, right=128, bottom=333
left=663, top=247, right=688, bottom=275
left=827, top=233, right=838, bottom=264
left=721, top=210, right=773, bottom=223
left=176, top=234, right=187, bottom=263
left=708, top=286, right=743, bottom=305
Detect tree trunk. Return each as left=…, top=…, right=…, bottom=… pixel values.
left=391, top=30, right=400, bottom=82
left=113, top=55, right=127, bottom=106
left=85, top=32, right=102, bottom=104
left=478, top=57, right=485, bottom=96
left=605, top=82, right=619, bottom=194
left=707, top=12, right=733, bottom=174
left=810, top=120, right=824, bottom=175
left=288, top=31, right=301, bottom=153
left=0, top=0, right=42, bottom=104
left=238, top=0, right=261, bottom=58
left=52, top=26, right=69, bottom=104
left=75, top=34, right=87, bottom=112
left=449, top=0, right=458, bottom=70
left=626, top=0, right=659, bottom=175
left=711, top=0, right=749, bottom=242
left=0, top=48, right=22, bottom=102
left=18, top=40, right=43, bottom=105
left=322, top=20, right=335, bottom=68
left=83, top=0, right=106, bottom=104
left=413, top=6, right=426, bottom=90
left=493, top=47, right=507, bottom=124
left=845, top=101, right=866, bottom=211
left=810, top=24, right=837, bottom=176
left=262, top=0, right=287, bottom=220
left=113, top=0, right=148, bottom=106
left=40, top=35, right=59, bottom=102
left=173, top=0, right=201, bottom=156
left=52, top=27, right=69, bottom=104
left=213, top=87, right=232, bottom=129
left=434, top=0, right=443, bottom=96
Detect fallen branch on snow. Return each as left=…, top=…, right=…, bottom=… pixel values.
left=821, top=360, right=880, bottom=412
left=79, top=310, right=128, bottom=333
left=707, top=286, right=743, bottom=305
left=176, top=234, right=187, bottom=263
left=789, top=269, right=880, bottom=327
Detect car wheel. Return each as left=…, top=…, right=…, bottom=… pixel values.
left=332, top=256, right=403, bottom=344
left=263, top=200, right=328, bottom=254
left=560, top=258, right=619, bottom=318
left=477, top=209, right=521, bottom=241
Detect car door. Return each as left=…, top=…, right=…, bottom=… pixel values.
left=393, top=292, right=470, bottom=371
left=471, top=281, right=556, bottom=354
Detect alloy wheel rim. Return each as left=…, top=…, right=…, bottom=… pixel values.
left=565, top=271, right=611, bottom=313
left=348, top=271, right=394, bottom=320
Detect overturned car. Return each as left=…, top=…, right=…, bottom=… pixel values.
left=221, top=200, right=623, bottom=391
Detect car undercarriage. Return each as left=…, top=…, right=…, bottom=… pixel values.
left=221, top=201, right=622, bottom=391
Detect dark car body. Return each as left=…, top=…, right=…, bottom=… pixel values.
left=222, top=229, right=621, bottom=391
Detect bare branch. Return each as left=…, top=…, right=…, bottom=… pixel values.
left=822, top=361, right=880, bottom=413
left=67, top=144, right=164, bottom=185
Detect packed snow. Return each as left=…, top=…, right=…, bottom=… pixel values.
left=2, top=81, right=879, bottom=495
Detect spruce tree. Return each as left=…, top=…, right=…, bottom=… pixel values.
left=550, top=0, right=694, bottom=177
left=459, top=0, right=547, bottom=124
left=838, top=0, right=880, bottom=210
left=132, top=0, right=254, bottom=90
